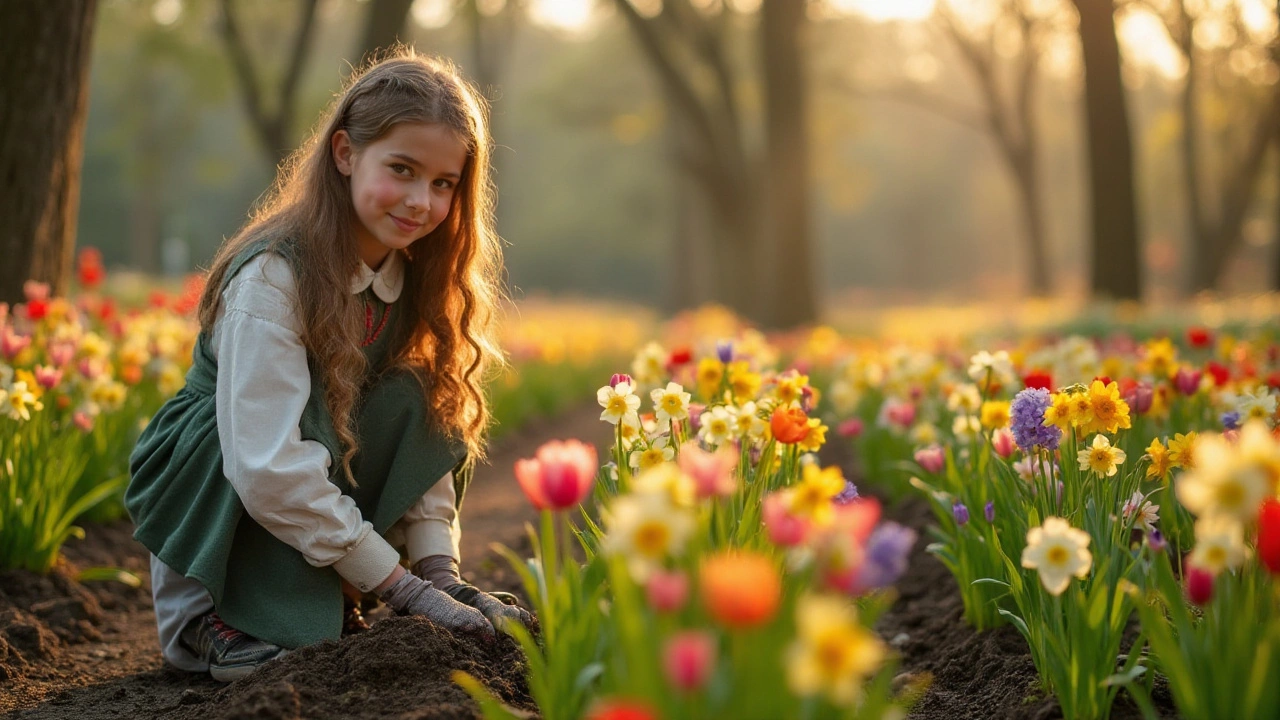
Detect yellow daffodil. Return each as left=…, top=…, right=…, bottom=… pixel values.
left=695, top=357, right=724, bottom=400
left=1145, top=438, right=1172, bottom=483
left=1168, top=431, right=1199, bottom=470
left=1077, top=434, right=1126, bottom=478
left=1021, top=517, right=1092, bottom=595
left=798, top=418, right=828, bottom=453
left=1086, top=380, right=1131, bottom=435
left=787, top=464, right=846, bottom=527
left=727, top=361, right=761, bottom=401
left=1143, top=338, right=1177, bottom=379
left=980, top=400, right=1011, bottom=430
left=1043, top=392, right=1072, bottom=432
left=786, top=594, right=886, bottom=706
left=773, top=372, right=810, bottom=408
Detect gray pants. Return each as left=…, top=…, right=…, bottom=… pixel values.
left=150, top=554, right=214, bottom=672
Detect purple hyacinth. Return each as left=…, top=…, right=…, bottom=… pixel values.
left=953, top=502, right=970, bottom=526
left=1010, top=388, right=1062, bottom=452
left=984, top=501, right=995, bottom=523
left=1221, top=411, right=1241, bottom=430
left=1148, top=528, right=1167, bottom=553
left=856, top=522, right=917, bottom=591
left=833, top=480, right=860, bottom=505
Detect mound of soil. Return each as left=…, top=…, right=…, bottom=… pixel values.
left=168, top=617, right=534, bottom=720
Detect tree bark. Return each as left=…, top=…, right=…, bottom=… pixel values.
left=0, top=0, right=98, bottom=303
left=1073, top=0, right=1144, bottom=301
left=356, top=0, right=414, bottom=65
left=760, top=0, right=817, bottom=327
left=1012, top=148, right=1051, bottom=296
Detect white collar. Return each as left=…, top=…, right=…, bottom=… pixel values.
left=349, top=250, right=404, bottom=303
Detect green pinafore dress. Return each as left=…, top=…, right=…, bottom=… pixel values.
left=125, top=238, right=471, bottom=649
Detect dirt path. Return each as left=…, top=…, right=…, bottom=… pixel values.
left=1, top=401, right=608, bottom=719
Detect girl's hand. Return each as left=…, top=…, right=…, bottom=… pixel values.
left=375, top=571, right=495, bottom=638
left=411, top=555, right=538, bottom=637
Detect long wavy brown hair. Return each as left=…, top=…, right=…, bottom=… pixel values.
left=198, top=48, right=504, bottom=481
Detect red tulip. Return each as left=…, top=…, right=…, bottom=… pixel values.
left=1258, top=499, right=1280, bottom=575
left=585, top=699, right=660, bottom=720
left=1185, top=565, right=1215, bottom=605
left=1206, top=361, right=1230, bottom=388
left=1023, top=369, right=1053, bottom=391
left=514, top=439, right=598, bottom=511
left=77, top=247, right=105, bottom=288
left=1186, top=326, right=1213, bottom=349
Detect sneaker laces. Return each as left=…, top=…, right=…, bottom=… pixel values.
left=207, top=612, right=246, bottom=644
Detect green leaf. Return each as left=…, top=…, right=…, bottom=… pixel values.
left=76, top=567, right=141, bottom=587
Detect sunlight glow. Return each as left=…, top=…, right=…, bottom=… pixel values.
left=529, top=0, right=595, bottom=31
left=828, top=0, right=937, bottom=22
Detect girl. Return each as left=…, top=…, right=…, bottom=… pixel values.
left=126, top=50, right=532, bottom=683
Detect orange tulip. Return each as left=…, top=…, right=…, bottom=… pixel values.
left=770, top=406, right=811, bottom=444
left=700, top=551, right=781, bottom=629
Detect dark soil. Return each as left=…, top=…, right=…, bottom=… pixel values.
left=4, top=403, right=1181, bottom=718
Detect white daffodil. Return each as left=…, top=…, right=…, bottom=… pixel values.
left=651, top=381, right=691, bottom=424
left=597, top=381, right=641, bottom=425
left=603, top=489, right=696, bottom=582
left=629, top=436, right=675, bottom=472
left=1177, top=432, right=1269, bottom=522
left=2, top=381, right=43, bottom=422
left=1188, top=515, right=1247, bottom=574
left=1234, top=388, right=1278, bottom=427
left=947, top=384, right=982, bottom=415
left=968, top=350, right=1015, bottom=386
left=618, top=412, right=644, bottom=450
left=630, top=342, right=667, bottom=387
left=0, top=362, right=13, bottom=388
left=731, top=401, right=769, bottom=441
left=1021, top=517, right=1092, bottom=596
left=697, top=405, right=735, bottom=447
left=951, top=415, right=981, bottom=443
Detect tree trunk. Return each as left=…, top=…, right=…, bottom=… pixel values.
left=1073, top=0, right=1143, bottom=301
left=0, top=0, right=98, bottom=303
left=1012, top=149, right=1051, bottom=296
left=760, top=0, right=817, bottom=328
left=1274, top=120, right=1280, bottom=291
left=356, top=0, right=413, bottom=64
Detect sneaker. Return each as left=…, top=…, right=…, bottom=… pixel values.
left=178, top=611, right=287, bottom=682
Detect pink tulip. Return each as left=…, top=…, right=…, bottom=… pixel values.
left=514, top=439, right=598, bottom=511
left=992, top=428, right=1015, bottom=459
left=33, top=365, right=62, bottom=390
left=663, top=631, right=716, bottom=692
left=22, top=281, right=50, bottom=303
left=73, top=411, right=94, bottom=433
left=814, top=499, right=882, bottom=593
left=1, top=328, right=31, bottom=360
left=645, top=569, right=689, bottom=613
left=77, top=357, right=105, bottom=381
left=610, top=373, right=633, bottom=388
left=1174, top=367, right=1203, bottom=396
left=914, top=444, right=946, bottom=474
left=49, top=341, right=76, bottom=368
left=837, top=417, right=865, bottom=439
left=762, top=492, right=809, bottom=547
left=883, top=399, right=916, bottom=429
left=678, top=445, right=738, bottom=499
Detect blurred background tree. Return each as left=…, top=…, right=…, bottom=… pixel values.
left=9, top=0, right=1280, bottom=317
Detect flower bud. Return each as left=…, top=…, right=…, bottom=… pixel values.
left=952, top=502, right=970, bottom=526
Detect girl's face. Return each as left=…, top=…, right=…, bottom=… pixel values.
left=332, top=122, right=468, bottom=269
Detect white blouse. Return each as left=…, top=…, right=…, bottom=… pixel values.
left=211, top=250, right=460, bottom=594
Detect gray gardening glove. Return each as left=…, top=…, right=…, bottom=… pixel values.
left=376, top=571, right=495, bottom=639
left=412, top=555, right=536, bottom=636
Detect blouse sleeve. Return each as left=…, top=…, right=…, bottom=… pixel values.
left=212, top=254, right=401, bottom=594
left=399, top=471, right=462, bottom=564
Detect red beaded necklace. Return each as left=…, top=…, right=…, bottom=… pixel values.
left=362, top=297, right=391, bottom=347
